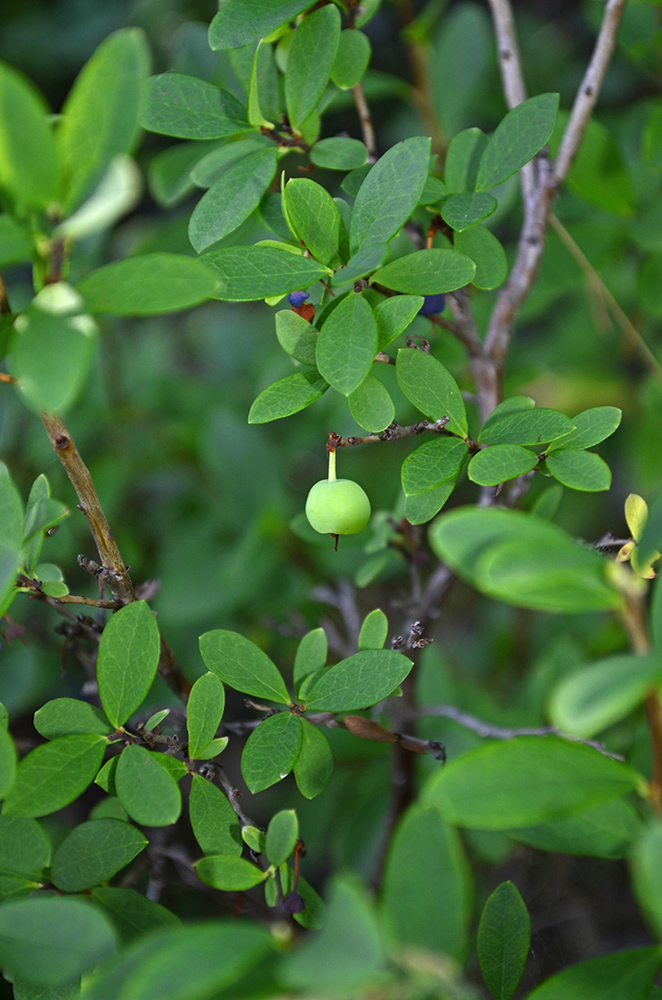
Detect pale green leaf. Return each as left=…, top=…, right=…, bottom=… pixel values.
left=77, top=254, right=218, bottom=315
left=57, top=29, right=149, bottom=212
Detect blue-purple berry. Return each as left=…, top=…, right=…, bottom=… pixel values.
left=288, top=290, right=310, bottom=307
left=418, top=294, right=446, bottom=316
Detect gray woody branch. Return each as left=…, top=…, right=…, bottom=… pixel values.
left=476, top=0, right=627, bottom=420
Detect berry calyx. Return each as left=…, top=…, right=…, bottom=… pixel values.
left=305, top=449, right=371, bottom=546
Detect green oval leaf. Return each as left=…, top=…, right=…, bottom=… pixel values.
left=350, top=136, right=431, bottom=253
left=349, top=373, right=395, bottom=432
left=0, top=816, right=51, bottom=879
left=77, top=253, right=218, bottom=315
left=0, top=63, right=58, bottom=209
left=477, top=882, right=530, bottom=1000
left=199, top=629, right=291, bottom=704
left=476, top=93, right=559, bottom=191
left=549, top=653, right=661, bottom=738
left=423, top=736, right=641, bottom=829
left=429, top=505, right=620, bottom=613
left=186, top=672, right=225, bottom=759
left=97, top=601, right=161, bottom=729
left=545, top=449, right=612, bottom=492
left=358, top=608, right=388, bottom=651
left=331, top=29, right=371, bottom=90
left=468, top=444, right=538, bottom=486
left=479, top=407, right=574, bottom=445
left=293, top=719, right=333, bottom=800
left=525, top=948, right=662, bottom=1000
left=11, top=284, right=98, bottom=414
left=396, top=348, right=467, bottom=438
left=547, top=406, right=622, bottom=452
left=445, top=127, right=488, bottom=193
left=203, top=245, right=329, bottom=301
left=374, top=295, right=424, bottom=351
left=189, top=774, right=242, bottom=857
left=248, top=369, right=329, bottom=424
left=294, top=629, right=328, bottom=690
left=304, top=649, right=413, bottom=712
left=3, top=734, right=106, bottom=818
left=50, top=819, right=147, bottom=892
left=381, top=805, right=471, bottom=961
left=115, top=745, right=182, bottom=827
left=141, top=73, right=247, bottom=139
left=441, top=192, right=497, bottom=231
left=241, top=712, right=303, bottom=793
left=209, top=0, right=313, bottom=50
left=266, top=809, right=299, bottom=867
left=633, top=821, right=662, bottom=939
left=188, top=149, right=277, bottom=252
left=455, top=224, right=508, bottom=289
left=0, top=896, right=117, bottom=986
left=401, top=438, right=468, bottom=496
left=311, top=137, right=368, bottom=171
left=316, top=293, right=377, bottom=397
left=34, top=698, right=111, bottom=740
left=284, top=178, right=347, bottom=266
left=195, top=855, right=268, bottom=891
left=0, top=727, right=16, bottom=800
left=285, top=6, right=341, bottom=131
left=372, top=248, right=475, bottom=295
left=83, top=921, right=272, bottom=1000
left=57, top=29, right=149, bottom=212
left=275, top=309, right=318, bottom=366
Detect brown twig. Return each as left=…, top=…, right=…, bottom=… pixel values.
left=553, top=0, right=628, bottom=184
left=478, top=0, right=627, bottom=419
left=351, top=81, right=376, bottom=161
left=327, top=418, right=452, bottom=449
left=39, top=412, right=136, bottom=605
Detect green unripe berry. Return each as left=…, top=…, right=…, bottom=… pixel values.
left=305, top=449, right=371, bottom=539
left=306, top=478, right=371, bottom=535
